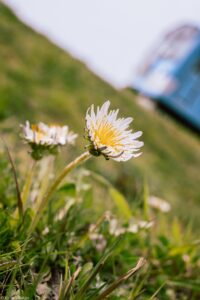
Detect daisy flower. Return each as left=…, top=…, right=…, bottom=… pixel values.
left=21, top=121, right=77, bottom=160
left=85, top=100, right=143, bottom=161
left=148, top=196, right=171, bottom=213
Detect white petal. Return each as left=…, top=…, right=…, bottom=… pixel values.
left=85, top=100, right=143, bottom=162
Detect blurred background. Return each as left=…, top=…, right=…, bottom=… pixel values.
left=1, top=0, right=200, bottom=228
left=4, top=0, right=200, bottom=88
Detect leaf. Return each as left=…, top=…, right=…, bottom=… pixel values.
left=168, top=244, right=195, bottom=256
left=59, top=183, right=76, bottom=197
left=171, top=218, right=182, bottom=245
left=96, top=257, right=146, bottom=300
left=89, top=170, right=132, bottom=220
left=109, top=187, right=132, bottom=221
left=79, top=262, right=93, bottom=278
left=1, top=137, right=23, bottom=218
left=74, top=239, right=121, bottom=300
left=59, top=267, right=81, bottom=299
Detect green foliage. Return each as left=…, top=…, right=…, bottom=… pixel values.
left=0, top=151, right=16, bottom=209
left=0, top=3, right=200, bottom=298
left=0, top=2, right=200, bottom=228
left=0, top=151, right=199, bottom=299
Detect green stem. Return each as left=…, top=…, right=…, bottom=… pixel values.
left=29, top=151, right=91, bottom=233
left=21, top=159, right=36, bottom=207
left=7, top=152, right=91, bottom=294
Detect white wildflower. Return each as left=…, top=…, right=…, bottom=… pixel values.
left=127, top=223, right=139, bottom=233
left=109, top=218, right=126, bottom=236
left=21, top=121, right=77, bottom=146
left=89, top=232, right=107, bottom=251
left=109, top=217, right=153, bottom=237
left=138, top=220, right=154, bottom=229
left=127, top=219, right=154, bottom=233
left=85, top=100, right=143, bottom=161
left=42, top=227, right=49, bottom=235
left=148, top=196, right=171, bottom=213
left=21, top=121, right=77, bottom=159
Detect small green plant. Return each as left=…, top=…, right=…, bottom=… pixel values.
left=0, top=101, right=199, bottom=299
left=0, top=101, right=147, bottom=299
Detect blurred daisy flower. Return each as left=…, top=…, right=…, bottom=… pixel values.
left=85, top=100, right=143, bottom=161
left=148, top=196, right=171, bottom=213
left=109, top=218, right=154, bottom=237
left=21, top=121, right=77, bottom=160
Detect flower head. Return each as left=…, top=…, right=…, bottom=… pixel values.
left=148, top=196, right=171, bottom=213
left=85, top=100, right=143, bottom=161
left=21, top=121, right=77, bottom=160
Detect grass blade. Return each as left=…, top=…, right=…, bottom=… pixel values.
left=59, top=266, right=81, bottom=300
left=74, top=238, right=121, bottom=300
left=96, top=257, right=146, bottom=300
left=1, top=137, right=23, bottom=218
left=148, top=281, right=166, bottom=300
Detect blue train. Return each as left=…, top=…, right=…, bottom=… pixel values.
left=133, top=24, right=200, bottom=130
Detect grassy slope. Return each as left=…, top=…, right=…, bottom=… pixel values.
left=0, top=3, right=200, bottom=225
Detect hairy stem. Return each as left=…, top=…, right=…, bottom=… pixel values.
left=29, top=151, right=91, bottom=233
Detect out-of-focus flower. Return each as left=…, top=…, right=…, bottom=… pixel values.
left=109, top=218, right=126, bottom=236
left=88, top=226, right=107, bottom=252
left=182, top=254, right=190, bottom=264
left=42, top=227, right=50, bottom=235
left=127, top=223, right=138, bottom=234
left=148, top=196, right=171, bottom=213
left=109, top=217, right=154, bottom=236
left=137, top=220, right=154, bottom=229
left=22, top=121, right=77, bottom=146
left=21, top=121, right=77, bottom=159
left=85, top=100, right=143, bottom=161
left=128, top=219, right=154, bottom=233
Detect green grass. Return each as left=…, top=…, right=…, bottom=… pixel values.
left=0, top=150, right=200, bottom=299
left=0, top=3, right=200, bottom=227
left=0, top=3, right=200, bottom=298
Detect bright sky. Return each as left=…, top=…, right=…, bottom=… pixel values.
left=4, top=0, right=200, bottom=88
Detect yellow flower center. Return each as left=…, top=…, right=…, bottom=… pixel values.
left=31, top=124, right=46, bottom=143
left=94, top=123, right=122, bottom=148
